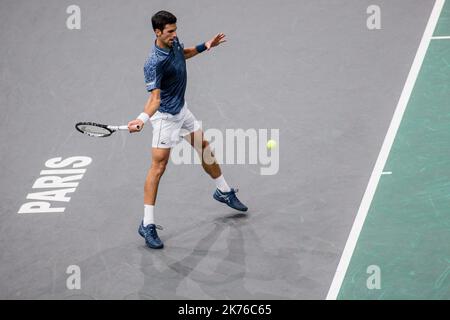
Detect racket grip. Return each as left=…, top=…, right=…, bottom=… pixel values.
left=117, top=124, right=140, bottom=131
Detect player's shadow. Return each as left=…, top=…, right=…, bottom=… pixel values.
left=137, top=213, right=251, bottom=299
left=137, top=210, right=291, bottom=299
left=30, top=209, right=291, bottom=299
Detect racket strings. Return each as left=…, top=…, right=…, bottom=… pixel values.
left=78, top=124, right=111, bottom=137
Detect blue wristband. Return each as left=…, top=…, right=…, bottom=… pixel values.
left=196, top=43, right=207, bottom=53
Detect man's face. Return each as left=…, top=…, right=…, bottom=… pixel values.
left=156, top=23, right=177, bottom=48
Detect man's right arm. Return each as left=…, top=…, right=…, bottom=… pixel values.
left=128, top=89, right=161, bottom=132
left=143, top=89, right=161, bottom=117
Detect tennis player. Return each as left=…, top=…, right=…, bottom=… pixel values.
left=128, top=10, right=248, bottom=249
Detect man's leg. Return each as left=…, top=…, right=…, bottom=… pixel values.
left=139, top=147, right=170, bottom=249
left=144, top=147, right=171, bottom=205
left=184, top=129, right=222, bottom=179
left=185, top=129, right=248, bottom=212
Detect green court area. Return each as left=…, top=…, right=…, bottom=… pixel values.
left=338, top=0, right=450, bottom=299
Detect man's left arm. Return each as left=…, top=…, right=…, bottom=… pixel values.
left=184, top=33, right=226, bottom=60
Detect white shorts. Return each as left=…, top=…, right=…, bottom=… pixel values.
left=150, top=101, right=201, bottom=148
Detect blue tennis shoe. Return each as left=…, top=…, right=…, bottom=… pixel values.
left=213, top=188, right=248, bottom=212
left=138, top=222, right=164, bottom=249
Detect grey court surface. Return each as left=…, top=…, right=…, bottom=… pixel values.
left=0, top=0, right=437, bottom=299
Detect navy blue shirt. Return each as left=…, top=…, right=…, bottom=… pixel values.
left=144, top=37, right=187, bottom=115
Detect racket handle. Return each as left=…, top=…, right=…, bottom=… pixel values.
left=117, top=125, right=140, bottom=131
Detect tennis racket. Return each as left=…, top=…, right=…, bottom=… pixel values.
left=75, top=122, right=140, bottom=138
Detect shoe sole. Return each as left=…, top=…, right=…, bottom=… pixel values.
left=147, top=243, right=164, bottom=249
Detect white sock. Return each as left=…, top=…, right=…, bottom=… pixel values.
left=143, top=204, right=154, bottom=227
left=214, top=174, right=231, bottom=192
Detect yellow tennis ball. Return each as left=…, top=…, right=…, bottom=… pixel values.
left=267, top=139, right=277, bottom=150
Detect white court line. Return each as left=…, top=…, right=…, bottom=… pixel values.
left=326, top=0, right=445, bottom=300
left=431, top=35, right=450, bottom=39
left=381, top=171, right=392, bottom=175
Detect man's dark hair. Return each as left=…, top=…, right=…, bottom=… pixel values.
left=151, top=11, right=177, bottom=32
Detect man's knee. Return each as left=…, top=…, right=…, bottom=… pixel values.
left=150, top=148, right=170, bottom=176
